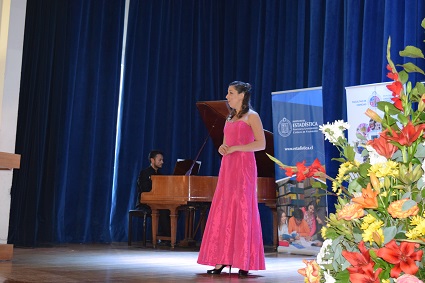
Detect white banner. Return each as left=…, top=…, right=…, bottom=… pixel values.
left=345, top=82, right=393, bottom=161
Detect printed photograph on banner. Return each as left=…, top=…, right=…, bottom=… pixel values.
left=345, top=82, right=393, bottom=162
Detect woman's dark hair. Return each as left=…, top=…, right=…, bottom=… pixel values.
left=306, top=201, right=317, bottom=210
left=227, top=81, right=252, bottom=120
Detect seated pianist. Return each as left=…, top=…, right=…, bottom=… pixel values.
left=136, top=150, right=170, bottom=243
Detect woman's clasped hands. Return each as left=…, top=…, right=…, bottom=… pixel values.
left=219, top=144, right=236, bottom=155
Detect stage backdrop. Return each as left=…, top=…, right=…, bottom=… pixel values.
left=271, top=87, right=326, bottom=182
left=345, top=82, right=393, bottom=161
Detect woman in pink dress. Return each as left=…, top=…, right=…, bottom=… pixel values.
left=197, top=81, right=266, bottom=277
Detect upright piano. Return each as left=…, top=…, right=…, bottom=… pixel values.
left=141, top=100, right=277, bottom=249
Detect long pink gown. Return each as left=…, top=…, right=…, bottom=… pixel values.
left=197, top=120, right=266, bottom=271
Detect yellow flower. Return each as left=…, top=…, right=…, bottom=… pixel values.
left=406, top=216, right=425, bottom=240
left=406, top=228, right=423, bottom=240
left=362, top=220, right=384, bottom=245
left=332, top=161, right=359, bottom=194
left=321, top=226, right=327, bottom=239
left=361, top=214, right=377, bottom=230
left=369, top=160, right=399, bottom=178
left=363, top=214, right=376, bottom=224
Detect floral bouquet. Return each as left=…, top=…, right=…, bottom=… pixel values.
left=269, top=19, right=425, bottom=283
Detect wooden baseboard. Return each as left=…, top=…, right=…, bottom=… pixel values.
left=0, top=244, right=13, bottom=260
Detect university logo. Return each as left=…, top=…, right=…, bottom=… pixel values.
left=278, top=117, right=292, bottom=137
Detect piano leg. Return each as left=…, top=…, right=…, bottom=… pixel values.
left=151, top=209, right=159, bottom=248
left=179, top=206, right=196, bottom=247
left=170, top=208, right=179, bottom=249
left=148, top=204, right=195, bottom=249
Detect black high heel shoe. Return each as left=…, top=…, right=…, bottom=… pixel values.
left=207, top=265, right=231, bottom=274
left=238, top=270, right=249, bottom=277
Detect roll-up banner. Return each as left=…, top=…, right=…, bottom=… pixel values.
left=345, top=82, right=393, bottom=162
left=271, top=87, right=326, bottom=181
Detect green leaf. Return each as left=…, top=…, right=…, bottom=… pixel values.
left=348, top=179, right=363, bottom=192
left=398, top=69, right=409, bottom=84
left=414, top=143, right=425, bottom=158
left=383, top=226, right=397, bottom=244
left=334, top=270, right=350, bottom=283
left=358, top=163, right=371, bottom=177
left=266, top=153, right=285, bottom=168
left=399, top=45, right=425, bottom=59
left=402, top=199, right=417, bottom=211
left=401, top=62, right=425, bottom=75
left=377, top=101, right=400, bottom=115
left=344, top=145, right=356, bottom=162
left=417, top=178, right=425, bottom=190
left=311, top=181, right=327, bottom=189
left=397, top=113, right=409, bottom=125
left=332, top=157, right=346, bottom=163
left=401, top=192, right=412, bottom=199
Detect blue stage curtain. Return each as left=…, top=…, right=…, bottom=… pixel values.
left=8, top=0, right=125, bottom=246
left=9, top=0, right=425, bottom=246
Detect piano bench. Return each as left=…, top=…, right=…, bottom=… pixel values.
left=128, top=209, right=151, bottom=247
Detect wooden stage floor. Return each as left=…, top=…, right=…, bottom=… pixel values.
left=0, top=243, right=313, bottom=282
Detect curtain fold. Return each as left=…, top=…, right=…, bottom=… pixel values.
left=9, top=0, right=425, bottom=246
left=9, top=0, right=125, bottom=246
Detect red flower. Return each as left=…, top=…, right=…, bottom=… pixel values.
left=386, top=64, right=399, bottom=81
left=305, top=158, right=325, bottom=178
left=391, top=96, right=403, bottom=111
left=284, top=167, right=294, bottom=177
left=342, top=241, right=372, bottom=273
left=295, top=161, right=308, bottom=182
left=342, top=241, right=382, bottom=283
left=381, top=121, right=425, bottom=146
left=376, top=240, right=423, bottom=278
left=387, top=81, right=403, bottom=96
left=367, top=135, right=398, bottom=158
left=348, top=264, right=382, bottom=283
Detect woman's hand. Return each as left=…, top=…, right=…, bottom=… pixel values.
left=218, top=144, right=229, bottom=155
left=219, top=144, right=238, bottom=155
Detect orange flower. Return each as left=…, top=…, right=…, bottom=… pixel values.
left=297, top=259, right=320, bottom=283
left=351, top=184, right=379, bottom=209
left=337, top=203, right=364, bottom=220
left=365, top=108, right=383, bottom=123
left=388, top=199, right=419, bottom=218
left=367, top=135, right=398, bottom=159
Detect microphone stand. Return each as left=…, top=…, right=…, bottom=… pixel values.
left=185, top=118, right=218, bottom=176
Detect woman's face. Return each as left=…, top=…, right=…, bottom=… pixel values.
left=280, top=212, right=287, bottom=223
left=308, top=205, right=315, bottom=213
left=226, top=85, right=244, bottom=110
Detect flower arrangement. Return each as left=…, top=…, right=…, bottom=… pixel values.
left=270, top=19, right=425, bottom=283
